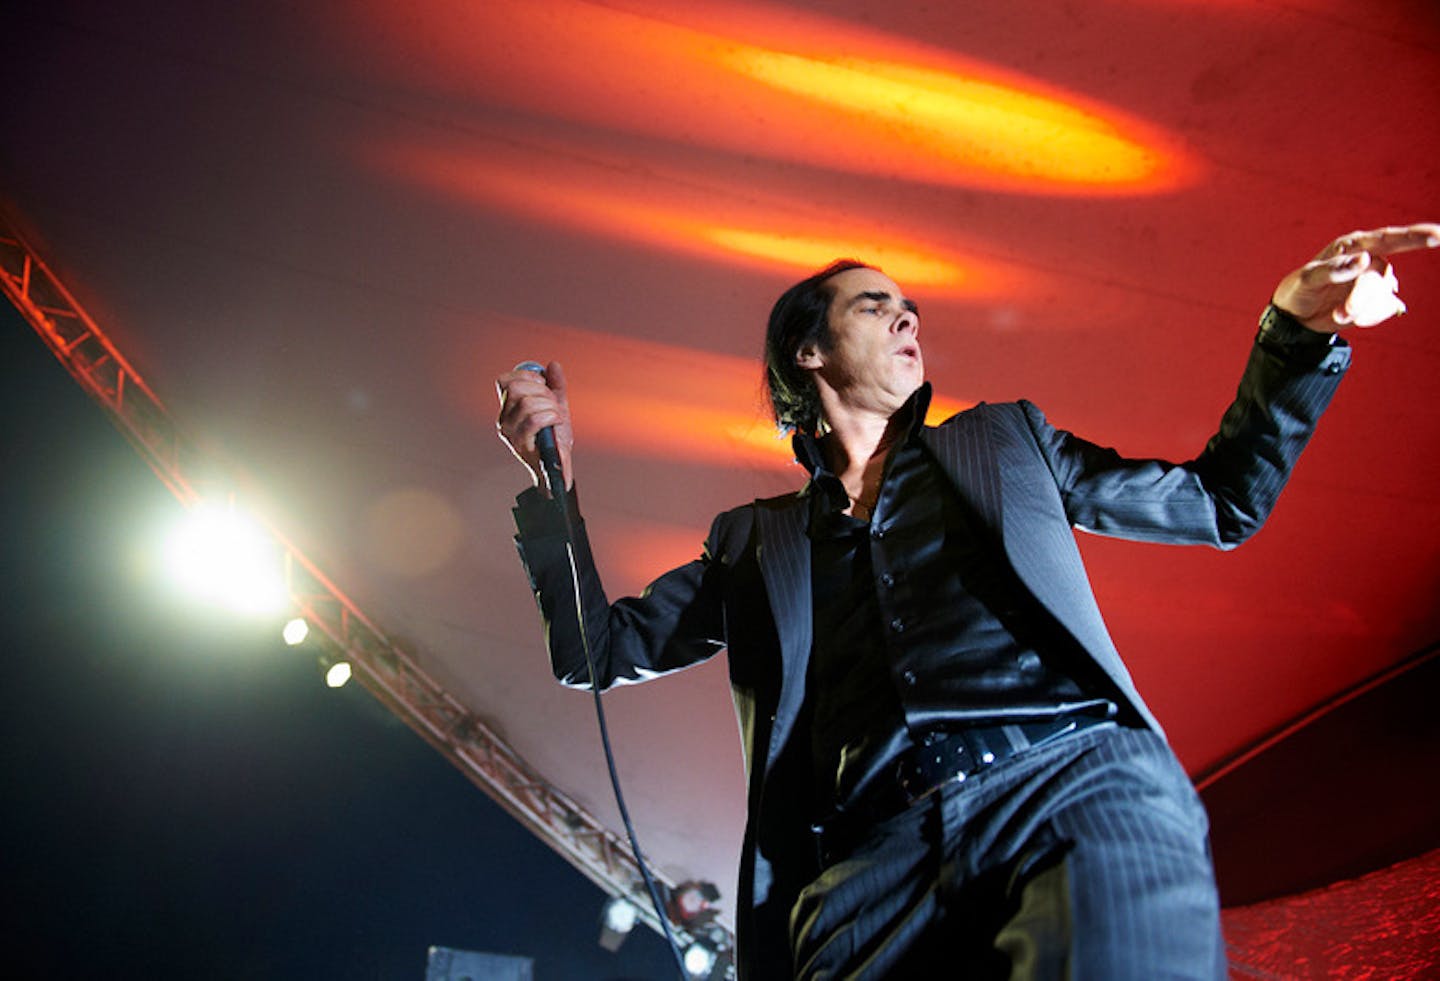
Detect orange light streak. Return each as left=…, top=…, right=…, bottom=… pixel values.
left=701, top=228, right=967, bottom=289
left=457, top=319, right=975, bottom=472
left=598, top=521, right=717, bottom=592
left=341, top=0, right=1196, bottom=196
left=373, top=142, right=1020, bottom=294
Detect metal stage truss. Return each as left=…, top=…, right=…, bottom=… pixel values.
left=0, top=207, right=731, bottom=961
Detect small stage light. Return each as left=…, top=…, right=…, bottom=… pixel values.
left=668, top=881, right=728, bottom=978
left=667, top=880, right=721, bottom=927
left=680, top=923, right=733, bottom=980
left=320, top=653, right=352, bottom=688
left=598, top=896, right=638, bottom=952
left=683, top=940, right=717, bottom=978
left=282, top=617, right=310, bottom=646
left=603, top=897, right=638, bottom=933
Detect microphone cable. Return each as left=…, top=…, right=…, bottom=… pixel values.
left=514, top=363, right=691, bottom=978
left=554, top=492, right=691, bottom=980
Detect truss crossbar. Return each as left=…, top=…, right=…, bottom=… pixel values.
left=0, top=209, right=732, bottom=956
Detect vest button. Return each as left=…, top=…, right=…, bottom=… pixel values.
left=879, top=572, right=895, bottom=588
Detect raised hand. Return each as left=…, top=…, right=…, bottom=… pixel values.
left=496, top=360, right=574, bottom=494
left=1273, top=223, right=1440, bottom=331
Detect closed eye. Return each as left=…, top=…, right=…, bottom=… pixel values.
left=849, top=290, right=918, bottom=318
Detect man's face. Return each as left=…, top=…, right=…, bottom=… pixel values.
left=800, top=266, right=923, bottom=418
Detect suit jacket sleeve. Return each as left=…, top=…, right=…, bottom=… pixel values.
left=512, top=486, right=730, bottom=690
left=1020, top=306, right=1351, bottom=549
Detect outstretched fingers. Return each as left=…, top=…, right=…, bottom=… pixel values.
left=1323, top=223, right=1440, bottom=261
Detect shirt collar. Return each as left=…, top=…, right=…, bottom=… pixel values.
left=791, top=382, right=933, bottom=482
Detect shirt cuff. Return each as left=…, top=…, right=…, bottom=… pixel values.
left=1257, top=304, right=1350, bottom=372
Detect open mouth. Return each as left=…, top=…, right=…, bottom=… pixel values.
left=896, top=344, right=920, bottom=360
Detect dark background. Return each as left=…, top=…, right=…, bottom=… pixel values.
left=0, top=304, right=677, bottom=979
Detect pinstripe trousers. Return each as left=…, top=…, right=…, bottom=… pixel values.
left=789, top=725, right=1227, bottom=980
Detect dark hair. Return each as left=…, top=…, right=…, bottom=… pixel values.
left=763, top=259, right=870, bottom=434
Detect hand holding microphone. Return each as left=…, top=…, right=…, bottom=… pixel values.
left=496, top=359, right=573, bottom=498
left=500, top=359, right=682, bottom=971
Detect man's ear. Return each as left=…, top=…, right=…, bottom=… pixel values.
left=795, top=341, right=824, bottom=370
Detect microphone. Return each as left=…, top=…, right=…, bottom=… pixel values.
left=513, top=360, right=566, bottom=500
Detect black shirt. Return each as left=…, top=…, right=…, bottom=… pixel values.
left=797, top=385, right=1114, bottom=811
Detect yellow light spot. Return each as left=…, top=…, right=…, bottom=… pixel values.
left=721, top=49, right=1169, bottom=189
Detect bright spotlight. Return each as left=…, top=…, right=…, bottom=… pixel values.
left=164, top=502, right=288, bottom=615
left=281, top=617, right=310, bottom=646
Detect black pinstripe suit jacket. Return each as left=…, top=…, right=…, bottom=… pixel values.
left=513, top=313, right=1349, bottom=978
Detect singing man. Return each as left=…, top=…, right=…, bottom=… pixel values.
left=496, top=223, right=1437, bottom=979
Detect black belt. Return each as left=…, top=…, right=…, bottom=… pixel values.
left=811, top=714, right=1117, bottom=866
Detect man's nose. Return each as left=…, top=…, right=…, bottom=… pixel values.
left=893, top=310, right=919, bottom=336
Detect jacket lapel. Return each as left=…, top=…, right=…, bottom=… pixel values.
left=919, top=406, right=1004, bottom=544
left=924, top=406, right=1077, bottom=624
